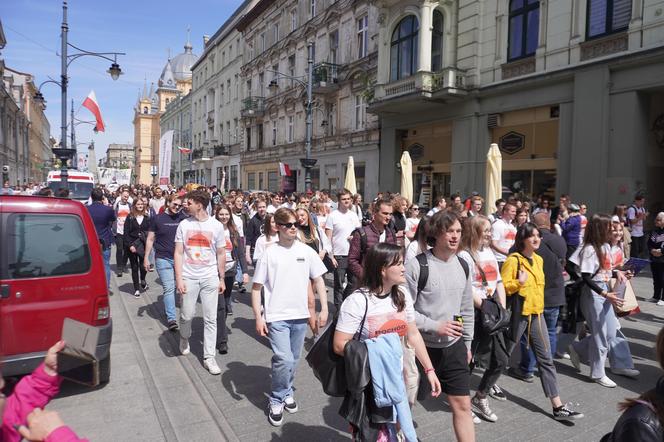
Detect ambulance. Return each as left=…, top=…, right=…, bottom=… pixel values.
left=47, top=170, right=95, bottom=202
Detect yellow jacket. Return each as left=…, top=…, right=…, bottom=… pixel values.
left=501, top=252, right=545, bottom=316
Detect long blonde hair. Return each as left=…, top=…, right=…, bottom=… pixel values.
left=295, top=206, right=319, bottom=244
left=460, top=215, right=490, bottom=261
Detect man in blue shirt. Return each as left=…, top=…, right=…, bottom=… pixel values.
left=86, top=187, right=116, bottom=290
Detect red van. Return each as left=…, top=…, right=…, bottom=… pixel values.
left=0, top=195, right=112, bottom=382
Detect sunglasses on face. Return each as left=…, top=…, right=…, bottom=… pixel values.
left=277, top=222, right=298, bottom=228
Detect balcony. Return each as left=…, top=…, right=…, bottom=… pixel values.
left=240, top=96, right=265, bottom=118
left=192, top=148, right=204, bottom=160
left=312, top=62, right=341, bottom=93
left=213, top=145, right=229, bottom=157
left=371, top=68, right=468, bottom=113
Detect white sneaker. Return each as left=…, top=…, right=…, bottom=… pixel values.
left=594, top=376, right=617, bottom=388
left=657, top=300, right=664, bottom=306
left=204, top=358, right=221, bottom=375
left=610, top=368, right=640, bottom=378
left=471, top=410, right=481, bottom=424
left=179, top=337, right=190, bottom=355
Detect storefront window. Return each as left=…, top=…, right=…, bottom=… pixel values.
left=268, top=171, right=279, bottom=192
left=310, top=167, right=320, bottom=191
left=247, top=172, right=256, bottom=190
left=502, top=169, right=556, bottom=198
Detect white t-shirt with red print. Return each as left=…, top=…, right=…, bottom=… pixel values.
left=578, top=215, right=588, bottom=244
left=570, top=243, right=613, bottom=283
left=336, top=288, right=415, bottom=342
left=223, top=228, right=236, bottom=273
left=115, top=202, right=131, bottom=235
left=610, top=243, right=625, bottom=268
left=491, top=218, right=517, bottom=262
left=175, top=216, right=225, bottom=280
left=458, top=249, right=502, bottom=299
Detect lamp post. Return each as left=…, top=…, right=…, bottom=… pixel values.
left=268, top=42, right=316, bottom=193
left=34, top=1, right=124, bottom=188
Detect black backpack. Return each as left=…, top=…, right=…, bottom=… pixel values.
left=414, top=252, right=469, bottom=297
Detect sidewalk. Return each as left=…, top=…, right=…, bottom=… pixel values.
left=49, top=271, right=662, bottom=441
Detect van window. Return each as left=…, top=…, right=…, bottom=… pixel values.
left=7, top=214, right=91, bottom=279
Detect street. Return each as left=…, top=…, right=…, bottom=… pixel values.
left=45, top=263, right=663, bottom=442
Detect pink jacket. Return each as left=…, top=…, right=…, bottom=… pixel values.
left=1, top=363, right=87, bottom=442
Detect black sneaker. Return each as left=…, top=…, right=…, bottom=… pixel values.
left=508, top=367, right=534, bottom=383
left=167, top=321, right=179, bottom=331
left=227, top=308, right=233, bottom=316
left=283, top=396, right=298, bottom=414
left=268, top=403, right=284, bottom=426
left=553, top=404, right=584, bottom=421
left=217, top=342, right=228, bottom=354
left=489, top=384, right=507, bottom=401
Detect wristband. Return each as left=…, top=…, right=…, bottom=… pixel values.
left=424, top=367, right=435, bottom=375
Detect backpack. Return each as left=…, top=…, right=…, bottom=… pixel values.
left=354, top=226, right=397, bottom=256
left=414, top=252, right=469, bottom=296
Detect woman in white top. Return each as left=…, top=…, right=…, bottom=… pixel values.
left=252, top=213, right=278, bottom=263
left=351, top=193, right=364, bottom=221
left=569, top=213, right=638, bottom=388
left=404, top=203, right=421, bottom=247
left=458, top=215, right=506, bottom=423
left=333, top=243, right=441, bottom=440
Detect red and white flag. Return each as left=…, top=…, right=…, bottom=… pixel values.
left=178, top=146, right=192, bottom=154
left=82, top=90, right=105, bottom=132
left=279, top=162, right=291, bottom=177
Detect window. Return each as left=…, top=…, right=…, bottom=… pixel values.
left=230, top=165, right=238, bottom=189
left=268, top=171, right=280, bottom=192
left=431, top=10, right=444, bottom=71
left=390, top=16, right=419, bottom=81
left=354, top=95, right=366, bottom=130
left=310, top=0, right=316, bottom=17
left=249, top=43, right=254, bottom=59
left=291, top=9, right=297, bottom=31
left=508, top=0, right=540, bottom=61
left=229, top=44, right=233, bottom=58
left=7, top=214, right=91, bottom=279
left=235, top=75, right=239, bottom=100
left=274, top=23, right=280, bottom=42
left=258, top=123, right=264, bottom=148
left=226, top=79, right=231, bottom=103
left=247, top=172, right=256, bottom=189
left=587, top=0, right=632, bottom=39
left=272, top=64, right=279, bottom=84
left=260, top=33, right=266, bottom=52
left=329, top=30, right=339, bottom=64
left=357, top=15, right=368, bottom=59
left=143, top=106, right=148, bottom=114
left=246, top=80, right=252, bottom=97
left=220, top=85, right=224, bottom=104
left=221, top=51, right=225, bottom=66
left=259, top=72, right=264, bottom=96
left=288, top=55, right=296, bottom=86
left=246, top=127, right=252, bottom=150
left=272, top=120, right=277, bottom=146
left=288, top=116, right=294, bottom=142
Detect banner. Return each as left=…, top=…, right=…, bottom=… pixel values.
left=159, top=130, right=174, bottom=185
left=77, top=153, right=88, bottom=171
left=98, top=167, right=132, bottom=188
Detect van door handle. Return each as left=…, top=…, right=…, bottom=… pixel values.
left=0, top=285, right=9, bottom=299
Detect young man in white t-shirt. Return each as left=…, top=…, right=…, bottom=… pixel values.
left=627, top=195, right=648, bottom=258
left=325, top=189, right=361, bottom=311
left=251, top=208, right=328, bottom=427
left=491, top=203, right=517, bottom=267
left=175, top=190, right=226, bottom=375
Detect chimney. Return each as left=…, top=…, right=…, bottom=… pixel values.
left=203, top=35, right=210, bottom=45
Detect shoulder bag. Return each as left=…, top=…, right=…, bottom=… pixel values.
left=505, top=255, right=525, bottom=346
left=305, top=293, right=369, bottom=397
left=471, top=254, right=511, bottom=335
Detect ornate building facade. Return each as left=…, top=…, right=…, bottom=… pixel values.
left=371, top=0, right=664, bottom=212
left=133, top=40, right=197, bottom=184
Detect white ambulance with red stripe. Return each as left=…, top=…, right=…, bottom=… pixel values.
left=47, top=170, right=95, bottom=201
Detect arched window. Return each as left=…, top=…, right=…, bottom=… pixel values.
left=143, top=106, right=148, bottom=114
left=431, top=10, right=444, bottom=72
left=508, top=0, right=539, bottom=61
left=390, top=15, right=419, bottom=81
left=165, top=98, right=170, bottom=105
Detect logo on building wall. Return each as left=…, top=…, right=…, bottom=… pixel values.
left=499, top=131, right=525, bottom=155
left=407, top=143, right=425, bottom=161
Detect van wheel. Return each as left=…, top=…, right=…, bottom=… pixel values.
left=99, top=354, right=111, bottom=384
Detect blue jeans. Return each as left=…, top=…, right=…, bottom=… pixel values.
left=155, top=257, right=176, bottom=322
left=519, top=306, right=560, bottom=375
left=267, top=319, right=309, bottom=406
left=102, top=247, right=111, bottom=289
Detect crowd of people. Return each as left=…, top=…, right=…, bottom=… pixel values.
left=3, top=181, right=664, bottom=441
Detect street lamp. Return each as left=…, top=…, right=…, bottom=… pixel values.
left=36, top=1, right=124, bottom=188
left=266, top=42, right=316, bottom=193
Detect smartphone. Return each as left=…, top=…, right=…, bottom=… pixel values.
left=454, top=315, right=463, bottom=324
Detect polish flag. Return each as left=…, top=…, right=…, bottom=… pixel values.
left=279, top=162, right=291, bottom=177
left=82, top=90, right=105, bottom=132
left=178, top=146, right=192, bottom=154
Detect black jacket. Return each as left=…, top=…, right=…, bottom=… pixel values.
left=538, top=228, right=567, bottom=307
left=649, top=227, right=664, bottom=264
left=339, top=340, right=392, bottom=442
left=602, top=378, right=664, bottom=442
left=125, top=214, right=150, bottom=253
left=245, top=213, right=265, bottom=251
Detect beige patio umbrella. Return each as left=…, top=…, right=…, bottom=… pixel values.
left=344, top=156, right=357, bottom=195
left=400, top=151, right=413, bottom=203
left=486, top=143, right=502, bottom=215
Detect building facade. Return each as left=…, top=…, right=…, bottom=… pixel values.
left=189, top=1, right=253, bottom=191
left=236, top=0, right=380, bottom=196
left=133, top=39, right=198, bottom=184
left=370, top=0, right=664, bottom=213
left=161, top=92, right=193, bottom=186
left=104, top=143, right=134, bottom=169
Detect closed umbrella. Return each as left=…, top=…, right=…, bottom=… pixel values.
left=486, top=143, right=502, bottom=215
left=344, top=156, right=357, bottom=195
left=400, top=151, right=413, bottom=203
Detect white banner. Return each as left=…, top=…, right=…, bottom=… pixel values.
left=159, top=130, right=174, bottom=185
left=77, top=153, right=88, bottom=171
left=98, top=167, right=132, bottom=189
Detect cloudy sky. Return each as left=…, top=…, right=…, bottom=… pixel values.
left=2, top=0, right=243, bottom=162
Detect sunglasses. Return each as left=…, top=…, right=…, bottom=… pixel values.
left=277, top=222, right=298, bottom=228
left=411, top=207, right=420, bottom=211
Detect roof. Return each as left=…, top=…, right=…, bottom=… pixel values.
left=170, top=42, right=198, bottom=82
left=236, top=0, right=275, bottom=32
left=158, top=59, right=177, bottom=89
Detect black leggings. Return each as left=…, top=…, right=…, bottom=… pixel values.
left=127, top=249, right=147, bottom=291
left=216, top=275, right=235, bottom=347
left=471, top=311, right=508, bottom=394
left=652, top=261, right=664, bottom=300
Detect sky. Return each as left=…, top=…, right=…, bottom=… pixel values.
left=2, top=0, right=243, bottom=163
